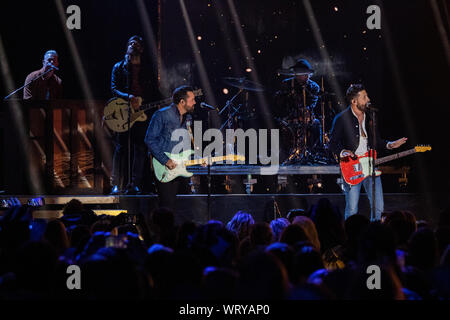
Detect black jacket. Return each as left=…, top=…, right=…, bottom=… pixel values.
left=111, top=58, right=159, bottom=101
left=110, top=58, right=160, bottom=138
left=328, top=106, right=388, bottom=156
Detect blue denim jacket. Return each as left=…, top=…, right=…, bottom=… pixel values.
left=145, top=103, right=190, bottom=165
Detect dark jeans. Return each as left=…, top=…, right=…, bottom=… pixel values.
left=111, top=121, right=147, bottom=189
left=155, top=176, right=188, bottom=212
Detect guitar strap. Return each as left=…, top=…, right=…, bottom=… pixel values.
left=186, top=115, right=195, bottom=147
left=186, top=115, right=206, bottom=164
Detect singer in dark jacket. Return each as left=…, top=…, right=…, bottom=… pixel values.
left=328, top=84, right=407, bottom=220
left=145, top=86, right=197, bottom=210
left=110, top=35, right=159, bottom=195
left=328, top=106, right=388, bottom=157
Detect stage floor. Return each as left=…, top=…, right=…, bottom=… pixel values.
left=1, top=192, right=443, bottom=226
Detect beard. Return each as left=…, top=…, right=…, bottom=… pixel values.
left=186, top=105, right=194, bottom=113
left=356, top=102, right=368, bottom=112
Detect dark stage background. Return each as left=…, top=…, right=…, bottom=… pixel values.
left=0, top=0, right=448, bottom=200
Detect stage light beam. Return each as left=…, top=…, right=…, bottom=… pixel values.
left=302, top=0, right=345, bottom=105
left=54, top=0, right=112, bottom=188
left=226, top=0, right=275, bottom=129
left=179, top=0, right=220, bottom=128
left=0, top=33, right=44, bottom=194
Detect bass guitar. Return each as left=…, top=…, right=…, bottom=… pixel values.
left=340, top=145, right=431, bottom=185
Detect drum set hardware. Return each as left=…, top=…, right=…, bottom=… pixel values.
left=213, top=73, right=336, bottom=166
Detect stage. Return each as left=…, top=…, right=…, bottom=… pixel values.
left=0, top=0, right=445, bottom=231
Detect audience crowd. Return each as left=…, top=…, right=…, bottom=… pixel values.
left=0, top=197, right=449, bottom=300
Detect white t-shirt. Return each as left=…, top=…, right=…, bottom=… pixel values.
left=339, top=108, right=391, bottom=158
left=352, top=109, right=368, bottom=156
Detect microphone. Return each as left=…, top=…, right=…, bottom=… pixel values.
left=200, top=102, right=218, bottom=112
left=365, top=102, right=378, bottom=112
left=47, top=62, right=59, bottom=71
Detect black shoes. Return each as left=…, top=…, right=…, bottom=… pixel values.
left=110, top=185, right=121, bottom=195
left=125, top=185, right=142, bottom=195
left=109, top=185, right=142, bottom=195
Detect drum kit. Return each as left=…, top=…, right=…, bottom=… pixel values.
left=218, top=68, right=337, bottom=165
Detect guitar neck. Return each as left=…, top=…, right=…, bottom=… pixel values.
left=141, top=99, right=171, bottom=112
left=375, top=148, right=416, bottom=165
left=185, top=156, right=226, bottom=167
left=140, top=89, right=203, bottom=112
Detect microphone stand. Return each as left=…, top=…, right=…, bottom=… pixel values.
left=320, top=77, right=326, bottom=146
left=3, top=66, right=57, bottom=101
left=126, top=62, right=132, bottom=194
left=218, top=88, right=243, bottom=115
left=302, top=86, right=308, bottom=160
left=207, top=109, right=212, bottom=221
left=369, top=106, right=377, bottom=221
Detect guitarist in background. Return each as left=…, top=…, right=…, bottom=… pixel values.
left=110, top=35, right=159, bottom=195
left=145, top=86, right=196, bottom=210
left=328, top=84, right=407, bottom=220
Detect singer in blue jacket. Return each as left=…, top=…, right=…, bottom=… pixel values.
left=145, top=85, right=196, bottom=210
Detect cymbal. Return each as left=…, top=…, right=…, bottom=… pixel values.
left=277, top=68, right=312, bottom=76
left=222, top=77, right=265, bottom=92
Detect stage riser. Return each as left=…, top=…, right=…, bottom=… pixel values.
left=14, top=193, right=437, bottom=226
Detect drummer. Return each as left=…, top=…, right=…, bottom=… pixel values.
left=281, top=59, right=319, bottom=114
left=277, top=58, right=322, bottom=146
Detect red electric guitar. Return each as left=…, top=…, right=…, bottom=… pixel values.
left=340, top=145, right=431, bottom=185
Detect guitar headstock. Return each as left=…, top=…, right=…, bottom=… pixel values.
left=414, top=145, right=432, bottom=153
left=225, top=154, right=246, bottom=162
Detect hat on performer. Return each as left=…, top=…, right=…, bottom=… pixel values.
left=290, top=58, right=314, bottom=75
left=127, top=35, right=143, bottom=46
